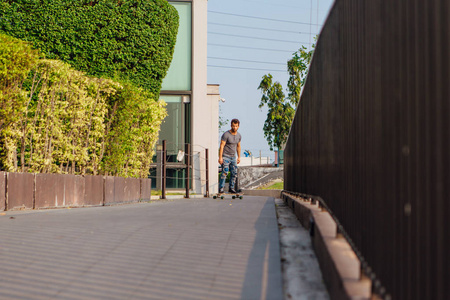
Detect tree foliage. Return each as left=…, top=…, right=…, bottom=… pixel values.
left=102, top=82, right=167, bottom=178
left=287, top=45, right=314, bottom=107
left=0, top=33, right=167, bottom=177
left=0, top=33, right=39, bottom=133
left=258, top=74, right=294, bottom=151
left=0, top=0, right=179, bottom=95
left=259, top=42, right=315, bottom=151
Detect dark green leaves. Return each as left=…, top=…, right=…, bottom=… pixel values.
left=0, top=0, right=179, bottom=95
left=258, top=41, right=315, bottom=151
left=258, top=74, right=294, bottom=151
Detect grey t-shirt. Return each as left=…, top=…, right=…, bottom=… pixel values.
left=221, top=131, right=241, bottom=158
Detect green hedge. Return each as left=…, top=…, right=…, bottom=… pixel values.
left=0, top=0, right=179, bottom=95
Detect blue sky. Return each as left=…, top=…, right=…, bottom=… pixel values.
left=207, top=0, right=334, bottom=159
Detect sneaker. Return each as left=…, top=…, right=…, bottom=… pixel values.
left=218, top=188, right=224, bottom=194
left=228, top=187, right=236, bottom=194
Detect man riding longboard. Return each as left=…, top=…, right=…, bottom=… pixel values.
left=218, top=119, right=242, bottom=195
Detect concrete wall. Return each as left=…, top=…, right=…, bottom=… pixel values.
left=239, top=166, right=283, bottom=189
left=1, top=172, right=151, bottom=211
left=191, top=0, right=219, bottom=196
left=239, top=156, right=271, bottom=166
left=282, top=192, right=372, bottom=300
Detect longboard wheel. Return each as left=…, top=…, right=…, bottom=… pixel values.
left=213, top=195, right=217, bottom=199
left=232, top=195, right=236, bottom=199
left=239, top=196, right=243, bottom=199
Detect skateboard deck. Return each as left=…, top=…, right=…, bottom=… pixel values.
left=213, top=192, right=243, bottom=199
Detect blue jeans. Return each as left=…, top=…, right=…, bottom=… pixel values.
left=219, top=156, right=237, bottom=191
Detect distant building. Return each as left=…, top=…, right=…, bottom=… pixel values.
left=152, top=0, right=220, bottom=195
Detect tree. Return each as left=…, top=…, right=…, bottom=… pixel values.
left=287, top=45, right=315, bottom=107
left=258, top=40, right=315, bottom=151
left=258, top=74, right=294, bottom=151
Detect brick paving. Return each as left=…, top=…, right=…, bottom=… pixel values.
left=0, top=196, right=283, bottom=299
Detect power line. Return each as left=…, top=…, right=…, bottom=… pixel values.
left=208, top=22, right=312, bottom=35
left=208, top=11, right=320, bottom=26
left=239, top=0, right=332, bottom=13
left=208, top=56, right=286, bottom=65
left=208, top=43, right=299, bottom=53
left=209, top=32, right=306, bottom=44
left=208, top=65, right=286, bottom=72
left=240, top=0, right=303, bottom=9
left=239, top=0, right=332, bottom=12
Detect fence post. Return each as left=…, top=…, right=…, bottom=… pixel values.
left=161, top=140, right=166, bottom=200
left=205, top=148, right=209, bottom=197
left=185, top=143, right=190, bottom=198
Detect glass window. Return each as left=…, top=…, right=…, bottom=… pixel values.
left=161, top=2, right=192, bottom=91
left=148, top=168, right=191, bottom=190
left=159, top=95, right=185, bottom=159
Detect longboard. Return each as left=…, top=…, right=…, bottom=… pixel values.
left=213, top=193, right=243, bottom=199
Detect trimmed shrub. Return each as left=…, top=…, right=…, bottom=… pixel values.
left=0, top=0, right=179, bottom=95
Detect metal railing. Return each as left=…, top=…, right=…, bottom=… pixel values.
left=159, top=141, right=210, bottom=199
left=284, top=0, right=449, bottom=299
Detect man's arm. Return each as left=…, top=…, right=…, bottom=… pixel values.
left=236, top=142, right=241, bottom=164
left=218, top=140, right=226, bottom=164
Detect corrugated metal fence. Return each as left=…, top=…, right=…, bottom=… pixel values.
left=284, top=0, right=449, bottom=299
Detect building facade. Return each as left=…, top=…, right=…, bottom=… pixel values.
left=153, top=0, right=220, bottom=195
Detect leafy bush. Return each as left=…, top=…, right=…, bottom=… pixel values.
left=4, top=59, right=120, bottom=174
left=0, top=0, right=179, bottom=95
left=102, top=82, right=167, bottom=178
left=0, top=33, right=167, bottom=177
left=0, top=33, right=39, bottom=134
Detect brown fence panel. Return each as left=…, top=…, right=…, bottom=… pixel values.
left=7, top=173, right=34, bottom=210
left=84, top=175, right=104, bottom=206
left=35, top=173, right=65, bottom=209
left=0, top=172, right=5, bottom=211
left=105, top=176, right=141, bottom=204
left=284, top=0, right=450, bottom=299
left=112, top=177, right=140, bottom=204
left=35, top=174, right=86, bottom=208
left=2, top=173, right=147, bottom=209
left=65, top=175, right=85, bottom=207
left=104, top=176, right=115, bottom=205
left=114, top=177, right=125, bottom=204
left=123, top=178, right=141, bottom=203
left=140, top=178, right=152, bottom=201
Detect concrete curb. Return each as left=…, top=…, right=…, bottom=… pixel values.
left=150, top=194, right=206, bottom=200
left=282, top=192, right=372, bottom=300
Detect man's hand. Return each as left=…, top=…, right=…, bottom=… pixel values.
left=218, top=140, right=226, bottom=165
left=236, top=142, right=241, bottom=165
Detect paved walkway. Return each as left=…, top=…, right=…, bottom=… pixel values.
left=0, top=196, right=283, bottom=299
